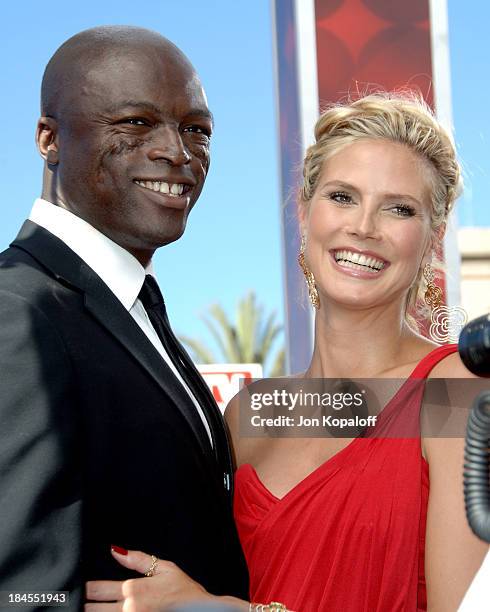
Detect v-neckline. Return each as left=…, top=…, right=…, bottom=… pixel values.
left=246, top=436, right=358, bottom=503
left=240, top=346, right=450, bottom=503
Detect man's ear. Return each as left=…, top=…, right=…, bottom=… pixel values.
left=36, top=117, right=59, bottom=165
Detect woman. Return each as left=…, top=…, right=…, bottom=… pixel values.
left=86, top=93, right=488, bottom=611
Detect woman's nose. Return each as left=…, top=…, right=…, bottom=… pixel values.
left=345, top=208, right=380, bottom=240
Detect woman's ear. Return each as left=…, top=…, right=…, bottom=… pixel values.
left=297, top=198, right=308, bottom=236
left=419, top=222, right=449, bottom=287
left=436, top=222, right=447, bottom=244
left=424, top=222, right=446, bottom=262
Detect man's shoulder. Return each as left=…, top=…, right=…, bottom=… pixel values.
left=0, top=242, right=82, bottom=318
left=0, top=243, right=53, bottom=290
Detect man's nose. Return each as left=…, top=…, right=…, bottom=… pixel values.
left=147, top=127, right=191, bottom=166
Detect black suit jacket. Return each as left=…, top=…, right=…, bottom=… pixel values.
left=0, top=221, right=248, bottom=610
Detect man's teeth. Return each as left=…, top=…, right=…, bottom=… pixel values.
left=135, top=180, right=185, bottom=196
left=334, top=250, right=385, bottom=272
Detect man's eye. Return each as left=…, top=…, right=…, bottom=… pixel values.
left=118, top=118, right=150, bottom=127
left=183, top=125, right=211, bottom=138
left=329, top=191, right=352, bottom=204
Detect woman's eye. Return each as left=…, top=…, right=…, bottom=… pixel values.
left=329, top=191, right=352, bottom=204
left=390, top=204, right=416, bottom=217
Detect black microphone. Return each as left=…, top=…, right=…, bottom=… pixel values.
left=459, top=313, right=490, bottom=377
left=459, top=313, right=490, bottom=543
left=463, top=391, right=490, bottom=543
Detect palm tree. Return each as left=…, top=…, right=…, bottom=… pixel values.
left=180, top=291, right=285, bottom=377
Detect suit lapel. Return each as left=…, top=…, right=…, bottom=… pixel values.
left=174, top=339, right=235, bottom=477
left=82, top=276, right=214, bottom=461
left=11, top=221, right=214, bottom=461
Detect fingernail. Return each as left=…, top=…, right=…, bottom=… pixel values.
left=111, top=545, right=128, bottom=556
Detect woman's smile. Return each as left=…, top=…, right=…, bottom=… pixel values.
left=329, top=246, right=390, bottom=279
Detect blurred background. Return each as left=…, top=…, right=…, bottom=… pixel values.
left=0, top=0, right=488, bottom=377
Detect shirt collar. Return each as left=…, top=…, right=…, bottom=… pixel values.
left=29, top=198, right=154, bottom=311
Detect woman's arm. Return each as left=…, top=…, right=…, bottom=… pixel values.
left=225, top=389, right=260, bottom=469
left=224, top=393, right=241, bottom=468
left=424, top=353, right=489, bottom=611
left=424, top=436, right=488, bottom=610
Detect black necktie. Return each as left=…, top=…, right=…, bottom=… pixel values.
left=138, top=275, right=232, bottom=486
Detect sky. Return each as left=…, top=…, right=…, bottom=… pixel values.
left=0, top=0, right=488, bottom=359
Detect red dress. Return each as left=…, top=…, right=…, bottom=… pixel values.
left=234, top=345, right=458, bottom=612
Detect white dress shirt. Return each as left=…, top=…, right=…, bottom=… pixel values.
left=29, top=198, right=213, bottom=446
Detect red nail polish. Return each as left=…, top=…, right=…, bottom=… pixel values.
left=111, top=545, right=128, bottom=555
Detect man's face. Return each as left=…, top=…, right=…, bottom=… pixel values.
left=52, top=46, right=212, bottom=262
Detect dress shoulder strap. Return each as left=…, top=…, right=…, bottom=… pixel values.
left=410, top=344, right=458, bottom=379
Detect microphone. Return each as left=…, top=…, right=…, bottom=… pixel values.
left=459, top=313, right=490, bottom=377
left=459, top=313, right=490, bottom=543
left=463, top=391, right=490, bottom=543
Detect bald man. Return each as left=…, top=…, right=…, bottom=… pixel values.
left=0, top=26, right=248, bottom=610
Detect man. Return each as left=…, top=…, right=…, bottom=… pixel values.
left=0, top=26, right=248, bottom=610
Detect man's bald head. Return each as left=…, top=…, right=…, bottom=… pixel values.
left=41, top=26, right=194, bottom=118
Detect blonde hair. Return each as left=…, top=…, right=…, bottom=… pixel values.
left=300, top=91, right=461, bottom=324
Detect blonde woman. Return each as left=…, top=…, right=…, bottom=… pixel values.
left=86, top=93, right=488, bottom=612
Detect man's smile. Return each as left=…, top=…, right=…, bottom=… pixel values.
left=133, top=179, right=193, bottom=197
left=133, top=179, right=193, bottom=210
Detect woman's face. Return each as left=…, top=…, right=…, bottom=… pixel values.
left=299, top=139, right=434, bottom=312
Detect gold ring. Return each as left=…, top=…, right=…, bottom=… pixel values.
left=144, top=554, right=158, bottom=577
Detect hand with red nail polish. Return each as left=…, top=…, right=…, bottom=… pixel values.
left=85, top=547, right=250, bottom=611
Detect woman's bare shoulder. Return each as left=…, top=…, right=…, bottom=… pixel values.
left=224, top=383, right=264, bottom=469
left=224, top=375, right=303, bottom=468
left=428, top=350, right=477, bottom=379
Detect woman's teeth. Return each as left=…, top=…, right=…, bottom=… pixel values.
left=134, top=180, right=185, bottom=196
left=334, top=250, right=385, bottom=273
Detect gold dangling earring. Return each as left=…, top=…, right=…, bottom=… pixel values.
left=298, top=234, right=320, bottom=309
left=423, top=263, right=443, bottom=309
left=423, top=262, right=468, bottom=343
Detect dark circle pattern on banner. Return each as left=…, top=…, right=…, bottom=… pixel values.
left=362, top=0, right=430, bottom=25
left=357, top=26, right=433, bottom=105
left=315, top=0, right=345, bottom=21
left=316, top=30, right=356, bottom=106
